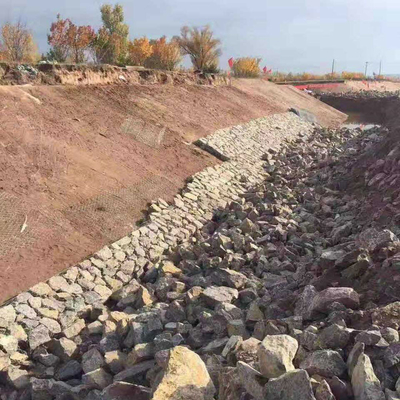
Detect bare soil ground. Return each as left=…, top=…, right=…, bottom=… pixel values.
left=0, top=79, right=345, bottom=303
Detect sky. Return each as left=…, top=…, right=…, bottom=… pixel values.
left=1, top=0, right=400, bottom=75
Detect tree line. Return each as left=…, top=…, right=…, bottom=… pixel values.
left=0, top=4, right=225, bottom=73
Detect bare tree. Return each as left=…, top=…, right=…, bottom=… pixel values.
left=176, top=25, right=221, bottom=72
left=0, top=21, right=38, bottom=62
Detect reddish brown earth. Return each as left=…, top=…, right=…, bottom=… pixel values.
left=0, top=79, right=345, bottom=303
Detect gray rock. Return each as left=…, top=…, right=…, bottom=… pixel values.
left=102, top=382, right=151, bottom=400
left=315, top=380, right=335, bottom=400
left=48, top=338, right=78, bottom=361
left=56, top=360, right=82, bottom=381
left=29, top=325, right=51, bottom=350
left=300, top=350, right=346, bottom=378
left=384, top=343, right=400, bottom=368
left=82, top=348, right=105, bottom=373
left=355, top=330, right=383, bottom=346
left=263, top=369, right=316, bottom=400
left=385, top=389, right=400, bottom=400
left=114, top=360, right=155, bottom=383
left=82, top=368, right=113, bottom=389
left=310, top=287, right=360, bottom=314
left=237, top=361, right=266, bottom=400
left=201, top=286, right=239, bottom=308
left=16, top=304, right=37, bottom=319
left=315, top=324, right=350, bottom=349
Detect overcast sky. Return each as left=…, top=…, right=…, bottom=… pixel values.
left=1, top=0, right=399, bottom=75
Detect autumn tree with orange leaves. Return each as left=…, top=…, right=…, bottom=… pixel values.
left=48, top=14, right=95, bottom=63
left=0, top=21, right=39, bottom=62
left=144, top=37, right=181, bottom=71
left=128, top=37, right=153, bottom=66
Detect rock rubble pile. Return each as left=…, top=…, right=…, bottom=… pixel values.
left=1, top=113, right=399, bottom=400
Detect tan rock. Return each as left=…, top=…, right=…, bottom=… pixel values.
left=153, top=346, right=215, bottom=400
left=258, top=334, right=298, bottom=378
left=161, top=261, right=182, bottom=277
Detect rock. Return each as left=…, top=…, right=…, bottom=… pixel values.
left=64, top=318, right=85, bottom=339
left=7, top=367, right=30, bottom=389
left=351, top=353, right=385, bottom=400
left=56, top=360, right=82, bottom=380
left=0, top=334, right=18, bottom=354
left=114, top=360, right=155, bottom=383
left=201, top=286, right=239, bottom=308
left=48, top=276, right=70, bottom=292
left=16, top=303, right=37, bottom=319
left=211, top=269, right=247, bottom=289
left=96, top=246, right=113, bottom=261
left=29, top=325, right=51, bottom=350
left=82, top=348, right=105, bottom=373
left=371, top=302, right=400, bottom=329
left=49, top=338, right=78, bottom=361
left=295, top=285, right=318, bottom=320
left=126, top=343, right=155, bottom=365
left=218, top=367, right=246, bottom=400
left=30, top=377, right=73, bottom=398
left=40, top=317, right=61, bottom=334
left=380, top=327, right=399, bottom=344
left=315, top=324, right=350, bottom=349
left=355, top=330, right=383, bottom=346
left=33, top=349, right=60, bottom=367
left=235, top=337, right=260, bottom=365
left=104, top=350, right=127, bottom=374
left=161, top=261, right=182, bottom=277
left=0, top=305, right=16, bottom=326
left=152, top=346, right=215, bottom=400
left=315, top=380, right=335, bottom=400
left=263, top=369, right=316, bottom=400
left=102, top=382, right=151, bottom=400
left=237, top=361, right=266, bottom=400
left=384, top=343, right=400, bottom=368
left=327, top=376, right=353, bottom=400
left=300, top=350, right=347, bottom=378
left=385, top=389, right=400, bottom=400
left=258, top=334, right=298, bottom=378
left=82, top=368, right=113, bottom=389
left=348, top=342, right=365, bottom=377
left=310, top=287, right=360, bottom=314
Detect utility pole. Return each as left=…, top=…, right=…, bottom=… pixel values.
left=379, top=60, right=382, bottom=76
left=365, top=62, right=369, bottom=77
left=331, top=59, right=335, bottom=76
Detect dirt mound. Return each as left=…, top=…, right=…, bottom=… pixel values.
left=0, top=80, right=345, bottom=302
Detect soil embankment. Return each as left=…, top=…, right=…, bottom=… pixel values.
left=0, top=77, right=345, bottom=302
left=317, top=91, right=400, bottom=124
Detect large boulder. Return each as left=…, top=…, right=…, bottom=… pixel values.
left=152, top=346, right=215, bottom=400
left=258, top=334, right=298, bottom=378
left=263, top=369, right=316, bottom=400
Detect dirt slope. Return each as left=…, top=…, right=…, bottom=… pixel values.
left=0, top=80, right=345, bottom=302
